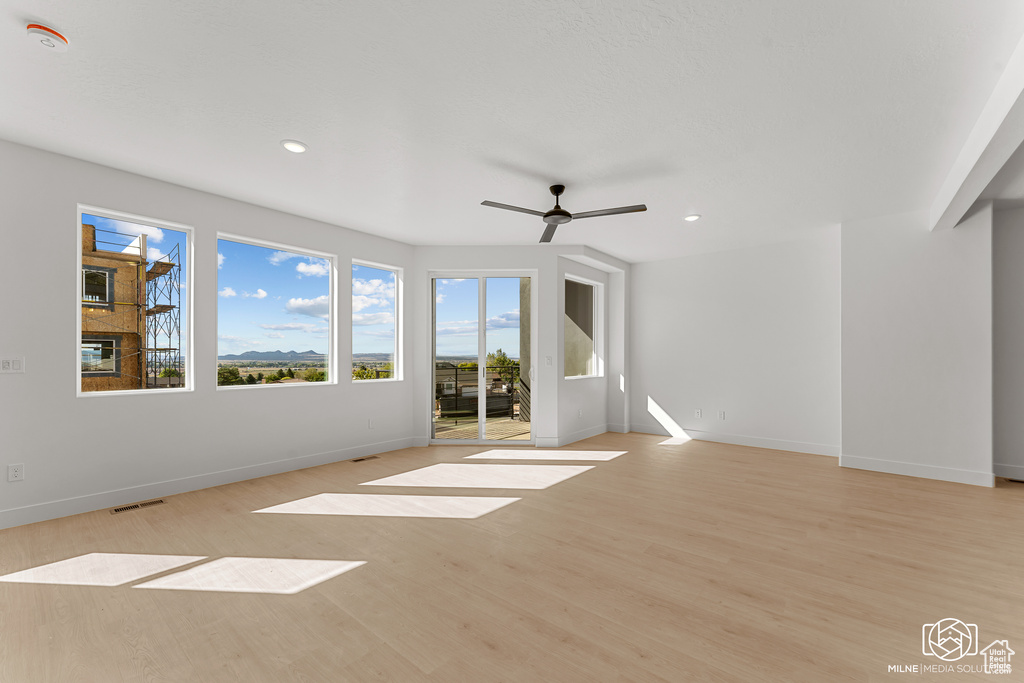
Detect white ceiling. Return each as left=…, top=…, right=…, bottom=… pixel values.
left=4, top=1, right=1024, bottom=262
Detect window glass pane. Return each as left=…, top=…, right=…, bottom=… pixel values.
left=352, top=264, right=397, bottom=381
left=217, top=239, right=331, bottom=386
left=564, top=279, right=595, bottom=378
left=433, top=278, right=478, bottom=438
left=83, top=271, right=108, bottom=302
left=485, top=277, right=530, bottom=441
left=81, top=213, right=188, bottom=392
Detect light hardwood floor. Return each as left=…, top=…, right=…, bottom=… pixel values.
left=1, top=433, right=1021, bottom=682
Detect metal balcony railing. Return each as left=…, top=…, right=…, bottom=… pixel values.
left=434, top=364, right=528, bottom=422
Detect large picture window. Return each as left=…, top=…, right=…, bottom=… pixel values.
left=217, top=237, right=334, bottom=387
left=564, top=277, right=599, bottom=378
left=79, top=208, right=190, bottom=394
left=352, top=262, right=400, bottom=381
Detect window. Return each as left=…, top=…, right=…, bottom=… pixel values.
left=352, top=262, right=400, bottom=381
left=79, top=207, right=190, bottom=394
left=82, top=267, right=114, bottom=308
left=217, top=236, right=333, bottom=387
left=81, top=336, right=120, bottom=375
left=564, top=277, right=599, bottom=378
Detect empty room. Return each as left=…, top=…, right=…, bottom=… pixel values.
left=2, top=1, right=1023, bottom=680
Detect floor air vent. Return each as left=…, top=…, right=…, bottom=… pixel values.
left=110, top=499, right=166, bottom=515
left=350, top=456, right=380, bottom=463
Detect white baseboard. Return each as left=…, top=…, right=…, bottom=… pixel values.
left=631, top=421, right=839, bottom=457
left=840, top=453, right=994, bottom=487
left=606, top=423, right=629, bottom=434
left=993, top=462, right=1024, bottom=480
left=535, top=424, right=610, bottom=448
left=0, top=436, right=423, bottom=530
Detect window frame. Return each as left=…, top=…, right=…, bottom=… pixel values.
left=351, top=258, right=403, bottom=383
left=82, top=266, right=116, bottom=311
left=216, top=233, right=337, bottom=391
left=563, top=274, right=603, bottom=380
left=78, top=205, right=194, bottom=398
left=81, top=335, right=121, bottom=377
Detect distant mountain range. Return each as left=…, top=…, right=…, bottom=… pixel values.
left=218, top=350, right=325, bottom=361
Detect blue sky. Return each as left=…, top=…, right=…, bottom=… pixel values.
left=352, top=264, right=396, bottom=357
left=218, top=239, right=330, bottom=356
left=83, top=213, right=188, bottom=355
left=434, top=277, right=523, bottom=359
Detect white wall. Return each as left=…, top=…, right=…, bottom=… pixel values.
left=993, top=205, right=1024, bottom=479
left=628, top=230, right=842, bottom=455
left=0, top=140, right=421, bottom=528
left=841, top=206, right=993, bottom=486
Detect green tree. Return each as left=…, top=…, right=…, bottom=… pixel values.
left=257, top=372, right=264, bottom=382
left=286, top=368, right=295, bottom=379
left=217, top=366, right=245, bottom=386
left=457, top=362, right=478, bottom=370
left=158, top=367, right=180, bottom=378
left=304, top=368, right=327, bottom=382
left=486, top=349, right=518, bottom=384
left=246, top=373, right=257, bottom=384
left=352, top=364, right=376, bottom=380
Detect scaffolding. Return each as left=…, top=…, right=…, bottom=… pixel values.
left=81, top=225, right=182, bottom=391
left=145, top=243, right=182, bottom=387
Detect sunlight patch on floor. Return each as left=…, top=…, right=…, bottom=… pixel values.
left=360, top=463, right=594, bottom=489
left=0, top=553, right=206, bottom=587
left=134, top=557, right=366, bottom=595
left=463, top=449, right=626, bottom=461
left=253, top=493, right=521, bottom=518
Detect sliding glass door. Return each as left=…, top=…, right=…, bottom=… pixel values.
left=432, top=275, right=532, bottom=442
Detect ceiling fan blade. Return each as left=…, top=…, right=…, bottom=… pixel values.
left=481, top=200, right=546, bottom=217
left=539, top=224, right=557, bottom=243
left=571, top=204, right=647, bottom=220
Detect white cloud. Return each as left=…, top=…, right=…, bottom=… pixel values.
left=218, top=335, right=263, bottom=347
left=352, top=312, right=395, bottom=326
left=352, top=295, right=387, bottom=312
left=219, top=287, right=237, bottom=298
left=353, top=278, right=395, bottom=298
left=296, top=261, right=329, bottom=277
left=113, top=221, right=164, bottom=244
left=268, top=251, right=301, bottom=265
left=439, top=279, right=466, bottom=285
left=434, top=324, right=478, bottom=337
left=486, top=309, right=520, bottom=329
left=264, top=332, right=285, bottom=339
left=243, top=289, right=268, bottom=299
left=436, top=294, right=445, bottom=304
left=260, top=323, right=322, bottom=332
left=217, top=252, right=225, bottom=269
left=147, top=247, right=168, bottom=263
left=285, top=295, right=330, bottom=319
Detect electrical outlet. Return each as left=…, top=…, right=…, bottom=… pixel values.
left=694, top=409, right=702, bottom=419
left=0, top=358, right=25, bottom=374
left=578, top=409, right=583, bottom=419
left=367, top=418, right=374, bottom=430
left=719, top=410, right=726, bottom=420
left=8, top=464, right=24, bottom=482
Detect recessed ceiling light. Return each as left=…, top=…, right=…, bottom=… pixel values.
left=684, top=214, right=701, bottom=222
left=27, top=24, right=68, bottom=52
left=281, top=140, right=307, bottom=154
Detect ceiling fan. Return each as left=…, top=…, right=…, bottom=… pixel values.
left=481, top=184, right=647, bottom=243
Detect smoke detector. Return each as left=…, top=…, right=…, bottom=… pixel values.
left=27, top=24, right=69, bottom=53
